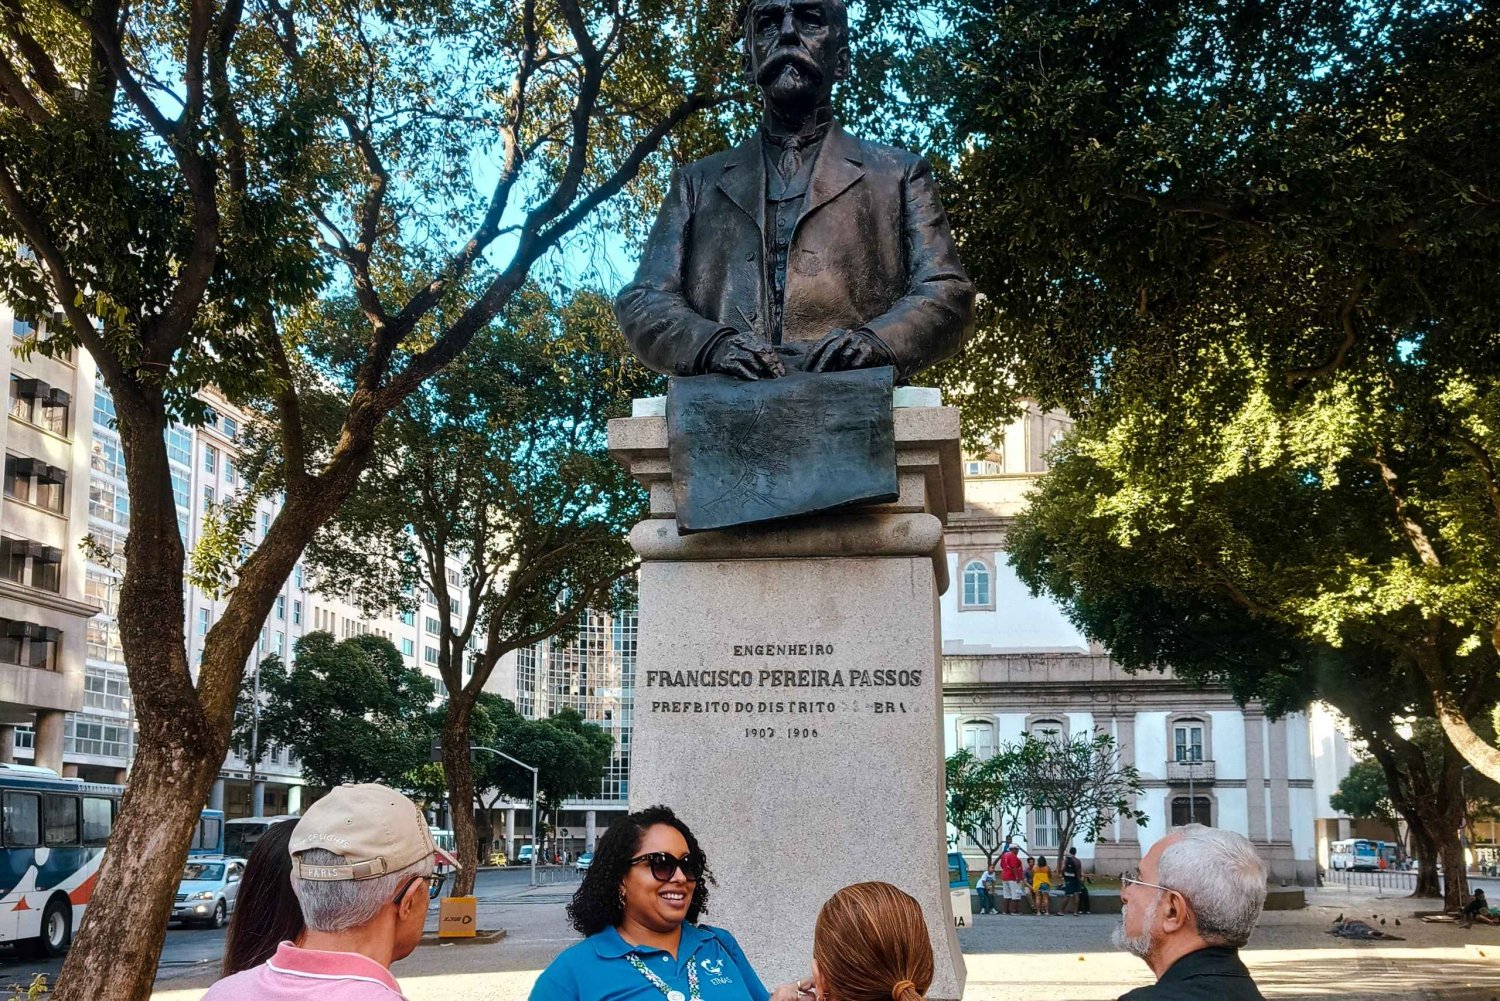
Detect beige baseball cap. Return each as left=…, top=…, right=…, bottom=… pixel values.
left=289, top=783, right=460, bottom=881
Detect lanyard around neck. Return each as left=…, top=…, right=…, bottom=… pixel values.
left=627, top=951, right=701, bottom=1001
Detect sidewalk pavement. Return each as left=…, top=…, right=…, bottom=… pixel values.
left=152, top=883, right=1500, bottom=1001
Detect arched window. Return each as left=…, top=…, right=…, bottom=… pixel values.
left=962, top=560, right=991, bottom=608
left=961, top=720, right=996, bottom=760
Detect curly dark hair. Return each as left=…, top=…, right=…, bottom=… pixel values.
left=567, top=804, right=715, bottom=936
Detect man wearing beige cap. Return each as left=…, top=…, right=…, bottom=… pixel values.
left=204, top=783, right=458, bottom=1000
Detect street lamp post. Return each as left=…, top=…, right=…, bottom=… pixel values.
left=469, top=745, right=540, bottom=889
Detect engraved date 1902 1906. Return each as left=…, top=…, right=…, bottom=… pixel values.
left=744, top=727, right=820, bottom=739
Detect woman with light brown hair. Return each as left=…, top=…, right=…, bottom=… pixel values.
left=811, top=882, right=934, bottom=1001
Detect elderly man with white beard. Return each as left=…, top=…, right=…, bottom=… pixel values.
left=1114, top=825, right=1269, bottom=1001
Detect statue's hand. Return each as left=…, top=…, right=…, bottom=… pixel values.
left=806, top=328, right=896, bottom=373
left=705, top=331, right=788, bottom=380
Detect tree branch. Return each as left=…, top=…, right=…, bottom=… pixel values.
left=0, top=165, right=130, bottom=387
left=1372, top=446, right=1442, bottom=568
left=0, top=50, right=48, bottom=122
left=1286, top=274, right=1366, bottom=385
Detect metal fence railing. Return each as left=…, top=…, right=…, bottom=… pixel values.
left=1326, top=868, right=1418, bottom=893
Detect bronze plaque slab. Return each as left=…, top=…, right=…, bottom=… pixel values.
left=667, top=367, right=897, bottom=533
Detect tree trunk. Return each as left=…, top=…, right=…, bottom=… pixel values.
left=442, top=693, right=481, bottom=896
left=56, top=392, right=381, bottom=1001
left=1403, top=806, right=1443, bottom=898
left=54, top=392, right=223, bottom=1000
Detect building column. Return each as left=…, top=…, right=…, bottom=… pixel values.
left=287, top=784, right=302, bottom=815
left=1115, top=713, right=1139, bottom=844
left=209, top=778, right=226, bottom=812
left=586, top=810, right=597, bottom=852
left=251, top=779, right=266, bottom=818
left=0, top=725, right=14, bottom=764
left=1244, top=712, right=1268, bottom=843
left=33, top=710, right=65, bottom=773
left=1268, top=717, right=1292, bottom=843
left=62, top=764, right=79, bottom=777
left=505, top=809, right=516, bottom=858
left=113, top=768, right=127, bottom=785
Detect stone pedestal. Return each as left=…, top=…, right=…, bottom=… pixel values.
left=609, top=399, right=966, bottom=1000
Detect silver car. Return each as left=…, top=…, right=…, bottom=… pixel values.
left=172, top=856, right=245, bottom=928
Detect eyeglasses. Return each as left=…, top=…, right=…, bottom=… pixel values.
left=393, top=872, right=447, bottom=904
left=628, top=851, right=703, bottom=882
left=1121, top=872, right=1174, bottom=895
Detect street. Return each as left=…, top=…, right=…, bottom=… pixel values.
left=0, top=865, right=565, bottom=994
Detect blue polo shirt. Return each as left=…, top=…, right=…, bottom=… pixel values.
left=530, top=923, right=770, bottom=1001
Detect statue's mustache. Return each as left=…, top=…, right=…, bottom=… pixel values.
left=757, top=48, right=824, bottom=87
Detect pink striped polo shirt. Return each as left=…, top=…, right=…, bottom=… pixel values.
left=202, top=942, right=408, bottom=1000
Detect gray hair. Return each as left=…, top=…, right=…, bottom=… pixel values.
left=1157, top=825, right=1267, bottom=948
left=291, top=849, right=433, bottom=933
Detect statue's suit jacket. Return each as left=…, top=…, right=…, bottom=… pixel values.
left=616, top=124, right=975, bottom=377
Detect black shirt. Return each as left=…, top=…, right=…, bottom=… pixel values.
left=1117, top=946, right=1265, bottom=1001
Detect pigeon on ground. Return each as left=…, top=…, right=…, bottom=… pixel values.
left=1380, top=919, right=1386, bottom=925
left=1395, top=919, right=1402, bottom=926
left=1336, top=913, right=1344, bottom=923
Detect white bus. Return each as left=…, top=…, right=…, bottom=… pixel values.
left=1330, top=838, right=1390, bottom=872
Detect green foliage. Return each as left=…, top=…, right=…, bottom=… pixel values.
left=287, top=285, right=656, bottom=661
left=924, top=0, right=1500, bottom=778
left=1011, top=729, right=1147, bottom=859
left=1329, top=759, right=1398, bottom=830
left=946, top=744, right=1033, bottom=867
left=237, top=632, right=437, bottom=789
left=946, top=730, right=1145, bottom=866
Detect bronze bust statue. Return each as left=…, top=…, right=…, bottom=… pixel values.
left=615, top=0, right=975, bottom=383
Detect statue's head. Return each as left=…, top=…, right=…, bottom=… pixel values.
left=738, top=1, right=850, bottom=117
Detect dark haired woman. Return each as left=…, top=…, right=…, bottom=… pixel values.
left=531, top=804, right=802, bottom=1001
left=221, top=819, right=305, bottom=975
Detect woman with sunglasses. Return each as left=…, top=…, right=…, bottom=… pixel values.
left=532, top=804, right=803, bottom=1001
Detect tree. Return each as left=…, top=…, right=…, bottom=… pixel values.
left=236, top=632, right=437, bottom=789
left=1005, top=464, right=1471, bottom=902
left=273, top=287, right=650, bottom=892
left=1012, top=729, right=1146, bottom=863
left=945, top=749, right=1008, bottom=869
left=0, top=0, right=750, bottom=992
left=1330, top=759, right=1403, bottom=848
left=920, top=0, right=1500, bottom=787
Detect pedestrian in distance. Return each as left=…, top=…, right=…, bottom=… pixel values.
left=530, top=804, right=804, bottom=1001
left=221, top=819, right=304, bottom=976
left=976, top=862, right=997, bottom=915
left=999, top=844, right=1025, bottom=915
left=1114, top=824, right=1268, bottom=1001
left=808, top=881, right=934, bottom=1001
left=203, top=783, right=459, bottom=1001
left=1060, top=846, right=1088, bottom=916
left=1031, top=856, right=1053, bottom=915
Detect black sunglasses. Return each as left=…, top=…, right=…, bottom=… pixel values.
left=393, top=871, right=447, bottom=904
left=628, top=851, right=703, bottom=882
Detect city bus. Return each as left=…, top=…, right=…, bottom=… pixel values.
left=1330, top=838, right=1392, bottom=872
left=0, top=765, right=226, bottom=955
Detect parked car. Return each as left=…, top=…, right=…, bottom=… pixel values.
left=172, top=856, right=246, bottom=929
left=517, top=844, right=535, bottom=865
left=575, top=852, right=594, bottom=872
